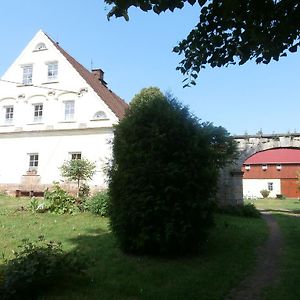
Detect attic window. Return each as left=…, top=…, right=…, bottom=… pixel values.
left=34, top=43, right=47, bottom=51
left=93, top=111, right=107, bottom=120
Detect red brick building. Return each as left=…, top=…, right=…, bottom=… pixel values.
left=242, top=148, right=300, bottom=198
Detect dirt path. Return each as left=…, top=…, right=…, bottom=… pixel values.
left=226, top=213, right=283, bottom=300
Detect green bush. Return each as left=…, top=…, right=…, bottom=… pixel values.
left=108, top=88, right=236, bottom=255
left=79, top=183, right=90, bottom=199
left=218, top=203, right=261, bottom=218
left=260, top=189, right=270, bottom=198
left=0, top=237, right=87, bottom=300
left=85, top=191, right=109, bottom=216
left=44, top=183, right=78, bottom=214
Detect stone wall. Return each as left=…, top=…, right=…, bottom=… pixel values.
left=217, top=133, right=300, bottom=205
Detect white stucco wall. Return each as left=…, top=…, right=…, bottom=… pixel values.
left=0, top=128, right=113, bottom=188
left=243, top=179, right=281, bottom=199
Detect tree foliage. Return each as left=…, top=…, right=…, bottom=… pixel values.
left=108, top=87, right=236, bottom=255
left=60, top=158, right=96, bottom=195
left=105, top=0, right=300, bottom=86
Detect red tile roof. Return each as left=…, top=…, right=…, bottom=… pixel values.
left=45, top=33, right=128, bottom=120
left=244, top=148, right=300, bottom=165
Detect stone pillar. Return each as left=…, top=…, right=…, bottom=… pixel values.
left=229, top=170, right=244, bottom=205
left=217, top=166, right=244, bottom=206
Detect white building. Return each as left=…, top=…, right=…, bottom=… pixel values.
left=0, top=30, right=128, bottom=194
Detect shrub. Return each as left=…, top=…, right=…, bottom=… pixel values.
left=108, top=88, right=236, bottom=255
left=218, top=203, right=261, bottom=218
left=0, top=237, right=87, bottom=300
left=260, top=189, right=270, bottom=198
left=85, top=191, right=109, bottom=216
left=79, top=183, right=90, bottom=199
left=44, top=183, right=78, bottom=214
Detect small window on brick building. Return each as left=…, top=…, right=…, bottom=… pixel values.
left=268, top=182, right=273, bottom=191
left=245, top=165, right=250, bottom=171
left=262, top=164, right=268, bottom=171
left=276, top=164, right=282, bottom=171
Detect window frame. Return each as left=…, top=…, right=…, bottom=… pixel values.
left=70, top=152, right=82, bottom=160
left=47, top=61, right=58, bottom=81
left=22, top=64, right=33, bottom=85
left=28, top=153, right=39, bottom=171
left=268, top=182, right=273, bottom=191
left=64, top=100, right=75, bottom=121
left=4, top=106, right=14, bottom=124
left=33, top=103, right=43, bottom=122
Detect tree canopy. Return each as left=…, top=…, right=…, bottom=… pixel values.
left=105, top=0, right=300, bottom=86
left=60, top=158, right=96, bottom=195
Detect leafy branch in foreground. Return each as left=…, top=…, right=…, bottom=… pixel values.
left=106, top=0, right=300, bottom=86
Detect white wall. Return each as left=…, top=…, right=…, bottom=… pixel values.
left=243, top=179, right=281, bottom=199
left=0, top=129, right=113, bottom=188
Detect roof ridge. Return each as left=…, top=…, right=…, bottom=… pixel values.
left=44, top=32, right=128, bottom=119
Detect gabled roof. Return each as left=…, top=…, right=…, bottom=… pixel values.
left=244, top=148, right=300, bottom=165
left=45, top=33, right=128, bottom=120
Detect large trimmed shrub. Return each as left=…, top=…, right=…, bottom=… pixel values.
left=109, top=87, right=236, bottom=255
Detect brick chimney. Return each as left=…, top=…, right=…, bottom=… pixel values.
left=92, top=68, right=107, bottom=85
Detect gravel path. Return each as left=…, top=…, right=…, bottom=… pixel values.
left=226, top=213, right=283, bottom=300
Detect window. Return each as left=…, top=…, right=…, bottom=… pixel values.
left=4, top=106, right=14, bottom=124
left=33, top=104, right=43, bottom=122
left=93, top=111, right=107, bottom=120
left=64, top=101, right=75, bottom=121
left=28, top=153, right=39, bottom=171
left=262, top=164, right=268, bottom=171
left=276, top=164, right=282, bottom=171
left=71, top=152, right=82, bottom=160
left=34, top=43, right=47, bottom=51
left=245, top=164, right=251, bottom=171
left=22, top=65, right=33, bottom=85
left=47, top=62, right=58, bottom=81
left=268, top=182, right=273, bottom=191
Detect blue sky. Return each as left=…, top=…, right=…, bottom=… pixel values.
left=0, top=0, right=299, bottom=135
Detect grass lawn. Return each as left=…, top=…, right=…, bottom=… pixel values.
left=0, top=196, right=267, bottom=300
left=245, top=198, right=300, bottom=213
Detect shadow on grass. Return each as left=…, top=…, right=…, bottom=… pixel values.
left=44, top=215, right=268, bottom=300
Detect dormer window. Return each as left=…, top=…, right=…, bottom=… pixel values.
left=34, top=43, right=47, bottom=51
left=93, top=111, right=107, bottom=120
left=47, top=62, right=58, bottom=81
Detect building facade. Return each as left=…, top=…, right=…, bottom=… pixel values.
left=242, top=148, right=300, bottom=198
left=0, top=30, right=128, bottom=194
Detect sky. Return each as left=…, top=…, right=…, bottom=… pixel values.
left=0, top=0, right=299, bottom=135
